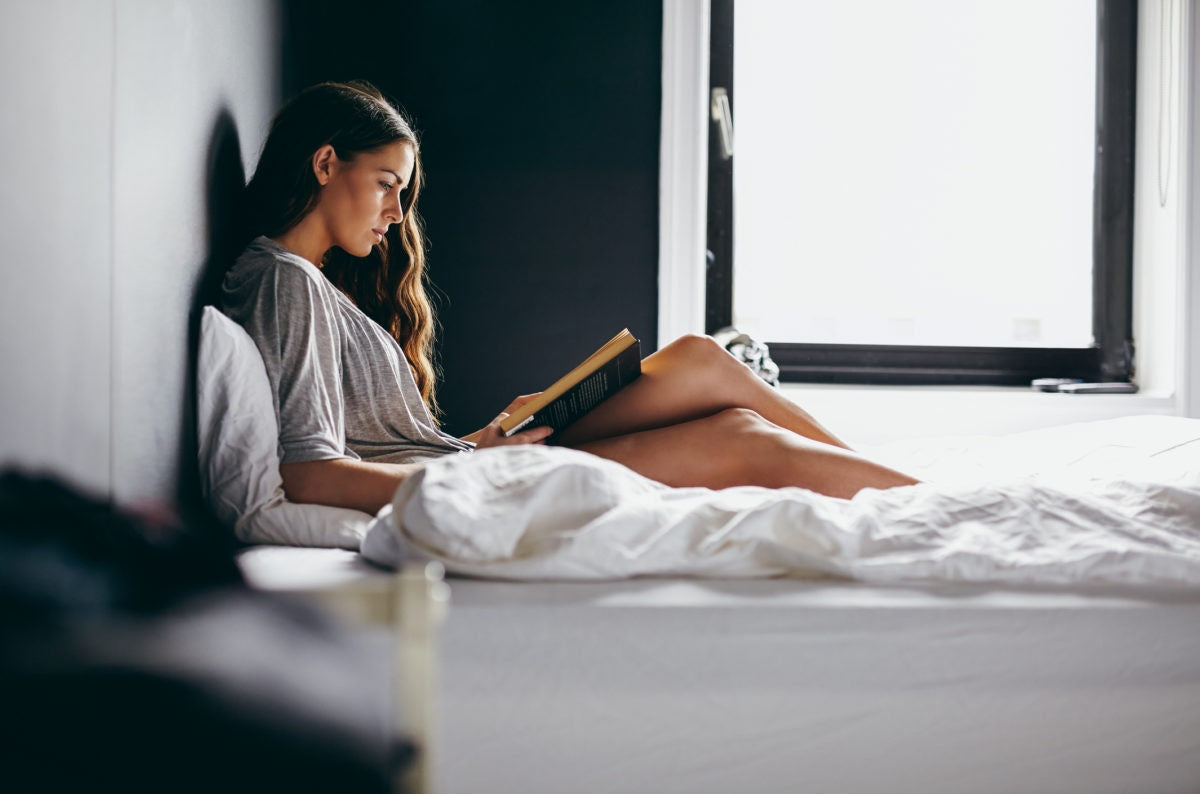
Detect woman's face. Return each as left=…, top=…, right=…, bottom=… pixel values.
left=315, top=140, right=415, bottom=258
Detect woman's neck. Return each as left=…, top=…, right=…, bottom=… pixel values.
left=271, top=217, right=330, bottom=267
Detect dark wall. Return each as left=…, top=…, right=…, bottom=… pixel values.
left=283, top=1, right=662, bottom=436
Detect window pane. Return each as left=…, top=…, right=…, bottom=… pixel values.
left=733, top=0, right=1096, bottom=348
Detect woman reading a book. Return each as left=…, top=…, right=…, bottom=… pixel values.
left=222, top=81, right=917, bottom=515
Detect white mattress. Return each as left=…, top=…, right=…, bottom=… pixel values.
left=438, top=578, right=1200, bottom=794
left=236, top=548, right=1200, bottom=794
left=238, top=546, right=387, bottom=591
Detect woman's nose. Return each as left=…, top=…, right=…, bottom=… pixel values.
left=385, top=195, right=403, bottom=224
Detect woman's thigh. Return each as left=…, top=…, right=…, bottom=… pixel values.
left=572, top=407, right=918, bottom=496
left=570, top=411, right=751, bottom=488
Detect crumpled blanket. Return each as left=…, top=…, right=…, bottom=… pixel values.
left=361, top=416, right=1200, bottom=587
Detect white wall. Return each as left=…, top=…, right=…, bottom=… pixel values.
left=1134, top=0, right=1187, bottom=396
left=1, top=1, right=116, bottom=497
left=0, top=0, right=279, bottom=504
left=1185, top=0, right=1200, bottom=417
left=659, top=0, right=710, bottom=352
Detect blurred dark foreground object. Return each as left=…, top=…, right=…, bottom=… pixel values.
left=0, top=470, right=409, bottom=793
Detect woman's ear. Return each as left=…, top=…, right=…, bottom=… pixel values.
left=311, top=144, right=338, bottom=186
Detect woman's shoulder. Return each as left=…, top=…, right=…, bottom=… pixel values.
left=223, top=238, right=341, bottom=325
left=225, top=237, right=333, bottom=300
left=230, top=237, right=322, bottom=280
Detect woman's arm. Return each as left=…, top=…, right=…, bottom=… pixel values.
left=280, top=458, right=421, bottom=515
left=283, top=397, right=554, bottom=515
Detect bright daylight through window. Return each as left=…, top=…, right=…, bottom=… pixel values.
left=732, top=1, right=1097, bottom=349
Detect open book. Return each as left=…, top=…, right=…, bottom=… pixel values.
left=500, top=329, right=642, bottom=437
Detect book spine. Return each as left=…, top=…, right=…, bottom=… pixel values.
left=522, top=343, right=641, bottom=437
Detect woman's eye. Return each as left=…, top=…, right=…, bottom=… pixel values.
left=381, top=182, right=395, bottom=192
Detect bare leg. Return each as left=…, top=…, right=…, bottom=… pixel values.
left=575, top=408, right=917, bottom=498
left=557, top=334, right=851, bottom=449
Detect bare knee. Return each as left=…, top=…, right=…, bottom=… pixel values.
left=654, top=334, right=745, bottom=381
left=706, top=406, right=770, bottom=434
left=696, top=408, right=789, bottom=483
left=661, top=333, right=728, bottom=365
left=707, top=407, right=867, bottom=490
left=709, top=408, right=787, bottom=458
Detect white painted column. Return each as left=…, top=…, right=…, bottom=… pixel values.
left=658, top=0, right=711, bottom=348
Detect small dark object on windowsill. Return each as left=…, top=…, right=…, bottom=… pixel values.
left=1031, top=378, right=1138, bottom=394
left=1056, top=382, right=1139, bottom=394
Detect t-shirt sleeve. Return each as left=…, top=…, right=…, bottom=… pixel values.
left=236, top=262, right=356, bottom=465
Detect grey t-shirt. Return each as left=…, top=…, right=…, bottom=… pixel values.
left=222, top=236, right=472, bottom=466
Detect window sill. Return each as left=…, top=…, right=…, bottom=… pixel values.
left=778, top=383, right=1180, bottom=446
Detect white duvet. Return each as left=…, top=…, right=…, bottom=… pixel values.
left=360, top=415, right=1200, bottom=587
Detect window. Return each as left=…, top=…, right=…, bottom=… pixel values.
left=706, top=0, right=1137, bottom=385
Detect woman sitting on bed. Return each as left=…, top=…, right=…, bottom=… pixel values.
left=222, top=80, right=918, bottom=515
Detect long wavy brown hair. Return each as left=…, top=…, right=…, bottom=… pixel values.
left=242, top=80, right=442, bottom=417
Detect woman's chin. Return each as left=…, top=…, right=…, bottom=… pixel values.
left=337, top=242, right=375, bottom=258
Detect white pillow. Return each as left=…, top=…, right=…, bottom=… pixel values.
left=196, top=306, right=375, bottom=549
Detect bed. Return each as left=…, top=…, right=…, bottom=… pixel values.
left=240, top=555, right=1200, bottom=794
left=236, top=415, right=1200, bottom=794
left=209, top=307, right=1200, bottom=792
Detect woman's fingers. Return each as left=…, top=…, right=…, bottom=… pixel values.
left=474, top=393, right=551, bottom=448
left=472, top=412, right=554, bottom=449
left=512, top=424, right=554, bottom=444
left=502, top=392, right=543, bottom=413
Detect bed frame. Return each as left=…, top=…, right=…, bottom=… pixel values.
left=240, top=548, right=1200, bottom=794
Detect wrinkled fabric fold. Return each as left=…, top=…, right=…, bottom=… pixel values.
left=362, top=417, right=1200, bottom=587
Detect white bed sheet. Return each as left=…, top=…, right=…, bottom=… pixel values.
left=363, top=416, right=1200, bottom=588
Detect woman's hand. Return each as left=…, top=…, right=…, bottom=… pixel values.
left=465, top=393, right=555, bottom=449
